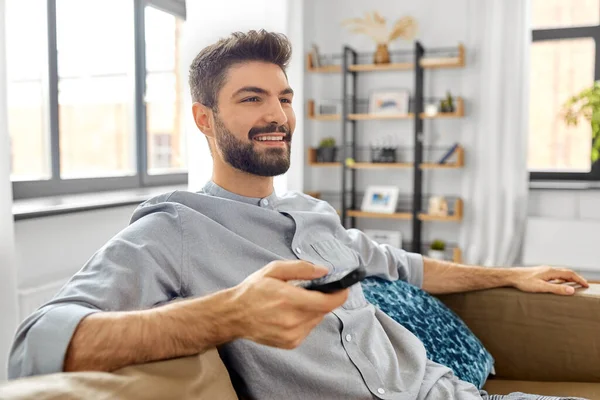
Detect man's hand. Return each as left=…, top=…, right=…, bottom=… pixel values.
left=228, top=260, right=349, bottom=349
left=508, top=266, right=589, bottom=295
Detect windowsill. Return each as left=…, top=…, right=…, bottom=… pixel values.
left=529, top=181, right=600, bottom=190
left=12, top=184, right=188, bottom=221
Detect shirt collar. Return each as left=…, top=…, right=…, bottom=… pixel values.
left=201, top=180, right=278, bottom=208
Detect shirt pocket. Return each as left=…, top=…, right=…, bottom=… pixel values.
left=310, top=238, right=360, bottom=272
left=310, top=239, right=367, bottom=310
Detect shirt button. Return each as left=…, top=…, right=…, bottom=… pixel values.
left=261, top=199, right=269, bottom=206
left=295, top=247, right=302, bottom=255
left=377, top=388, right=385, bottom=395
left=345, top=334, right=352, bottom=342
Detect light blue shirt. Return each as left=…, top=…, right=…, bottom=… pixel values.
left=9, top=181, right=481, bottom=399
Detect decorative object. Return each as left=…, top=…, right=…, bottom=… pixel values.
left=364, top=229, right=402, bottom=248
left=439, top=91, right=455, bottom=113
left=316, top=137, right=337, bottom=163
left=361, top=186, right=399, bottom=214
left=310, top=43, right=321, bottom=68
left=424, top=103, right=438, bottom=116
left=315, top=99, right=339, bottom=116
left=345, top=157, right=356, bottom=167
left=370, top=146, right=397, bottom=163
left=437, top=143, right=460, bottom=164
left=341, top=12, right=417, bottom=64
left=369, top=89, right=409, bottom=114
left=562, top=81, right=600, bottom=162
left=428, top=239, right=446, bottom=260
left=361, top=277, right=495, bottom=389
left=428, top=196, right=449, bottom=217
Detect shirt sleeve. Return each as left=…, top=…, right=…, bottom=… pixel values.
left=337, top=227, right=424, bottom=288
left=8, top=200, right=186, bottom=379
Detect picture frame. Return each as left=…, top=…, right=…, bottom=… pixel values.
left=315, top=99, right=340, bottom=115
left=364, top=229, right=402, bottom=248
left=368, top=89, right=410, bottom=115
left=361, top=186, right=400, bottom=214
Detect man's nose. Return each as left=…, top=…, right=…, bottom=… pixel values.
left=264, top=98, right=288, bottom=126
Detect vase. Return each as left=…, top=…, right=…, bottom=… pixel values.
left=317, top=147, right=337, bottom=163
left=374, top=44, right=390, bottom=64
left=427, top=249, right=446, bottom=260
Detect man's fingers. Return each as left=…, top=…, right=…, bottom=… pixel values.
left=539, top=281, right=576, bottom=296
left=544, top=268, right=589, bottom=288
left=263, top=260, right=329, bottom=281
left=285, top=285, right=350, bottom=313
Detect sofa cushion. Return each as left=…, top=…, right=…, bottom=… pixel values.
left=483, top=379, right=600, bottom=399
left=0, top=348, right=238, bottom=400
left=361, top=277, right=494, bottom=389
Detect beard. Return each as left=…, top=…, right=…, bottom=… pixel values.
left=213, top=114, right=292, bottom=177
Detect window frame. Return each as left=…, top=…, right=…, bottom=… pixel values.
left=11, top=0, right=187, bottom=200
left=530, top=24, right=600, bottom=181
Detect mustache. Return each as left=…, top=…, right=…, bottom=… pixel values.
left=248, top=124, right=291, bottom=140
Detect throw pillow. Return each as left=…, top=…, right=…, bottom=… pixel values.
left=361, top=277, right=495, bottom=389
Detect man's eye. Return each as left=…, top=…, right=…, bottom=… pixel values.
left=243, top=97, right=260, bottom=103
left=280, top=98, right=292, bottom=104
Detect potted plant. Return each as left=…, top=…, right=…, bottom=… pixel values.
left=341, top=12, right=417, bottom=64
left=427, top=240, right=446, bottom=260
left=562, top=81, right=600, bottom=163
left=439, top=91, right=455, bottom=113
left=317, top=137, right=337, bottom=163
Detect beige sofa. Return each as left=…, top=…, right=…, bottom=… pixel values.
left=1, top=284, right=599, bottom=399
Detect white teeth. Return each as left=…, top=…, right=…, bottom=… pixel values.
left=256, top=136, right=283, bottom=141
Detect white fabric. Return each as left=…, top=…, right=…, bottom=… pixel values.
left=0, top=0, right=20, bottom=381
left=183, top=0, right=304, bottom=195
left=460, top=0, right=531, bottom=266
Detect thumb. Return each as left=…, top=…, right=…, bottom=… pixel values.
left=540, top=281, right=575, bottom=296
left=264, top=261, right=329, bottom=282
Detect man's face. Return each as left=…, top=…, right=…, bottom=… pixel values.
left=212, top=61, right=296, bottom=177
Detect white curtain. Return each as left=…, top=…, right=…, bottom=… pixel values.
left=184, top=0, right=304, bottom=194
left=460, top=0, right=531, bottom=266
left=0, top=0, right=20, bottom=381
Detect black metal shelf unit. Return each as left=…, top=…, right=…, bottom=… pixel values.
left=340, top=41, right=442, bottom=254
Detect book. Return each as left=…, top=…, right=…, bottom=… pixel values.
left=437, top=143, right=459, bottom=164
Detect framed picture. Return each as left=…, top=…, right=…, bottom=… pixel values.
left=315, top=99, right=340, bottom=115
left=361, top=186, right=399, bottom=214
left=364, top=229, right=402, bottom=248
left=368, top=89, right=410, bottom=115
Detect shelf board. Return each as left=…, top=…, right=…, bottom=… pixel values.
left=307, top=146, right=465, bottom=169
left=347, top=211, right=462, bottom=222
left=307, top=44, right=465, bottom=73
left=347, top=198, right=463, bottom=222
left=307, top=98, right=464, bottom=121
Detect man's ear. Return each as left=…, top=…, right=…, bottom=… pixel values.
left=192, top=102, right=214, bottom=139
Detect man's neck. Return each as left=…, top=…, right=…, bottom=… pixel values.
left=211, top=162, right=274, bottom=199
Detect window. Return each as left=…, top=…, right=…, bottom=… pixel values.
left=8, top=0, right=187, bottom=199
left=529, top=0, right=600, bottom=180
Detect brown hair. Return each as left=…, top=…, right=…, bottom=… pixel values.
left=189, top=30, right=292, bottom=110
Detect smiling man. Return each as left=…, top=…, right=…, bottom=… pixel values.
left=8, top=30, right=589, bottom=400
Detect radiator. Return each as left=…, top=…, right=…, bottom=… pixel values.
left=18, top=279, right=67, bottom=320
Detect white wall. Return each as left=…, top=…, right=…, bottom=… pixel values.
left=184, top=0, right=304, bottom=194
left=14, top=206, right=137, bottom=290
left=0, top=0, right=20, bottom=380
left=524, top=189, right=600, bottom=279
left=303, top=0, right=471, bottom=246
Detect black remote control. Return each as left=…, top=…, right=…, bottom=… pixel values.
left=291, top=266, right=367, bottom=293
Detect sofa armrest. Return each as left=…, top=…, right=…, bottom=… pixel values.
left=436, top=284, right=600, bottom=382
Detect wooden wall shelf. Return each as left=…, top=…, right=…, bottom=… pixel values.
left=307, top=146, right=465, bottom=169
left=307, top=44, right=465, bottom=73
